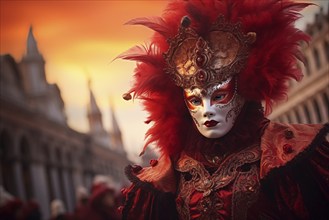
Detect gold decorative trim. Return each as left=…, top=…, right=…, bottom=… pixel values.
left=164, top=15, right=256, bottom=89
left=175, top=144, right=260, bottom=219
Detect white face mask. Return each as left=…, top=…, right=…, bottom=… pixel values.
left=184, top=77, right=245, bottom=138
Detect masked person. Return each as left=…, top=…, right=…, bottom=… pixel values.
left=82, top=176, right=121, bottom=220
left=119, top=0, right=329, bottom=219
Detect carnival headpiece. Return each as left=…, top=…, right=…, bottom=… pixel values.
left=119, top=0, right=310, bottom=156
left=164, top=15, right=256, bottom=89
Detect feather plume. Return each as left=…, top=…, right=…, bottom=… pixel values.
left=122, top=0, right=311, bottom=156
left=116, top=44, right=162, bottom=66
left=125, top=16, right=171, bottom=37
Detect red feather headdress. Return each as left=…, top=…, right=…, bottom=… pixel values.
left=118, top=0, right=310, bottom=157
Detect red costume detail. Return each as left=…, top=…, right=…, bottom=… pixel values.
left=118, top=0, right=329, bottom=219
left=79, top=183, right=121, bottom=220
left=150, top=159, right=158, bottom=167
left=118, top=0, right=310, bottom=157
left=260, top=123, right=324, bottom=178
left=122, top=123, right=329, bottom=220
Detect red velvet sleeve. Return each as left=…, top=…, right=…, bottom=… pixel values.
left=121, top=165, right=179, bottom=220
left=255, top=128, right=329, bottom=220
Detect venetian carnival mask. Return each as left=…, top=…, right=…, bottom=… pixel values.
left=164, top=16, right=256, bottom=138
left=184, top=77, right=245, bottom=138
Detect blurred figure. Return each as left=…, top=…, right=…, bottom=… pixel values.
left=0, top=186, right=14, bottom=206
left=0, top=186, right=23, bottom=220
left=49, top=199, right=73, bottom=220
left=82, top=175, right=120, bottom=220
left=18, top=200, right=41, bottom=220
left=76, top=186, right=89, bottom=207
left=73, top=186, right=89, bottom=220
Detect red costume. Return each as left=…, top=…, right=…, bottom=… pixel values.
left=80, top=183, right=120, bottom=220
left=119, top=0, right=329, bottom=219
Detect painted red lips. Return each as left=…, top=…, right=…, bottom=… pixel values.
left=204, top=120, right=219, bottom=127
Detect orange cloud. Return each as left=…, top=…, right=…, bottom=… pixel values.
left=0, top=0, right=167, bottom=159
left=1, top=0, right=326, bottom=161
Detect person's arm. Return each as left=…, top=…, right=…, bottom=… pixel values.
left=121, top=155, right=179, bottom=220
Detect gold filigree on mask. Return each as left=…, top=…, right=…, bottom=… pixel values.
left=164, top=15, right=256, bottom=89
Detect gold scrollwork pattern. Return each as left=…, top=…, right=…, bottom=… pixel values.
left=175, top=144, right=261, bottom=219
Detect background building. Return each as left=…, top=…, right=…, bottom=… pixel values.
left=270, top=6, right=329, bottom=124
left=0, top=27, right=130, bottom=219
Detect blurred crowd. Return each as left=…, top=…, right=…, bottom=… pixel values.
left=0, top=175, right=123, bottom=220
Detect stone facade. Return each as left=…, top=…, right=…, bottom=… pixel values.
left=0, top=27, right=130, bottom=219
left=270, top=6, right=329, bottom=124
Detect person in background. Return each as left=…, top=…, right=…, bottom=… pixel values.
left=0, top=186, right=23, bottom=220
left=73, top=186, right=89, bottom=220
left=49, top=199, right=73, bottom=220
left=18, top=200, right=41, bottom=220
left=82, top=175, right=120, bottom=220
left=118, top=0, right=329, bottom=219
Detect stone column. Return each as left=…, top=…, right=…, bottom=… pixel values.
left=306, top=100, right=318, bottom=123
left=13, top=161, right=26, bottom=201
left=296, top=105, right=308, bottom=123
left=317, top=41, right=327, bottom=67
left=62, top=169, right=74, bottom=212
left=50, top=167, right=62, bottom=200
left=30, top=163, right=50, bottom=220
left=305, top=49, right=316, bottom=75
left=73, top=169, right=83, bottom=188
left=280, top=114, right=289, bottom=123
left=84, top=173, right=93, bottom=192
left=316, top=93, right=328, bottom=123
left=288, top=110, right=298, bottom=124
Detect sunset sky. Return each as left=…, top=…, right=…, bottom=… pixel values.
left=1, top=0, right=327, bottom=162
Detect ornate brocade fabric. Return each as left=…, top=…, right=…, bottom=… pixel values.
left=122, top=123, right=329, bottom=220
left=175, top=144, right=261, bottom=220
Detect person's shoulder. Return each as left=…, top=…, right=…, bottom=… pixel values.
left=259, top=122, right=329, bottom=178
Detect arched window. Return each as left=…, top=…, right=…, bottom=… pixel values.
left=19, top=137, right=33, bottom=200
left=20, top=137, right=30, bottom=158
left=0, top=131, right=16, bottom=196
left=56, top=148, right=67, bottom=207
left=313, top=48, right=321, bottom=70
left=44, top=147, right=54, bottom=202
left=66, top=152, right=75, bottom=210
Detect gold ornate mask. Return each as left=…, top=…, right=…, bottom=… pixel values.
left=164, top=16, right=256, bottom=89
